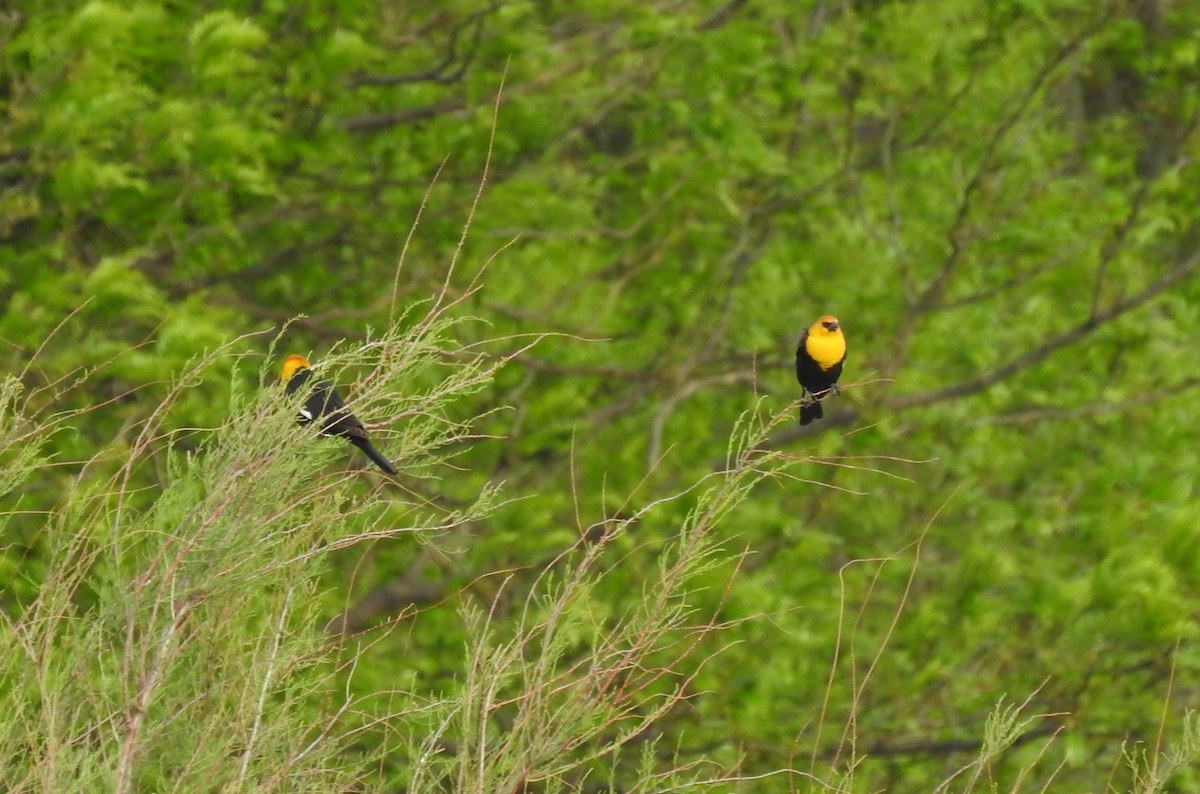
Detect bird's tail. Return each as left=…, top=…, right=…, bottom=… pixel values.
left=799, top=398, right=823, bottom=426
left=350, top=436, right=398, bottom=475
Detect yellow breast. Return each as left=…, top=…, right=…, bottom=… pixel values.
left=805, top=331, right=846, bottom=370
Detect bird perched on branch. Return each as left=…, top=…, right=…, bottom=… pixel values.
left=795, top=315, right=847, bottom=426
left=280, top=354, right=397, bottom=475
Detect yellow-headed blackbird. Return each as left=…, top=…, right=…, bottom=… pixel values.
left=280, top=354, right=397, bottom=475
left=795, top=315, right=846, bottom=426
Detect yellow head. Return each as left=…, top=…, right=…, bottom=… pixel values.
left=805, top=315, right=846, bottom=369
left=280, top=354, right=312, bottom=383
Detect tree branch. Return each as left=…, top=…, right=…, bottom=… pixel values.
left=888, top=249, right=1200, bottom=410
left=347, top=6, right=494, bottom=88
left=696, top=0, right=750, bottom=31
left=342, top=97, right=468, bottom=132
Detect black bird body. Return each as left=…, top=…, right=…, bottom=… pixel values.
left=795, top=316, right=847, bottom=426
left=282, top=356, right=397, bottom=475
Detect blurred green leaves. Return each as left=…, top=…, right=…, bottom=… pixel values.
left=3, top=0, right=1200, bottom=789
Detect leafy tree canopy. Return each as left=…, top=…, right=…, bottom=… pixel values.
left=2, top=0, right=1200, bottom=790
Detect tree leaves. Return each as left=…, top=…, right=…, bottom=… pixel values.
left=4, top=0, right=1200, bottom=790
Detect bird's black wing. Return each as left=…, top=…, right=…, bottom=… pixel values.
left=305, top=382, right=369, bottom=439
left=823, top=356, right=845, bottom=383
left=286, top=369, right=363, bottom=434
left=285, top=367, right=312, bottom=397
left=794, top=329, right=811, bottom=385
left=285, top=367, right=395, bottom=474
left=286, top=369, right=321, bottom=425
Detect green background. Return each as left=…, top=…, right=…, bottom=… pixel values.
left=3, top=0, right=1200, bottom=790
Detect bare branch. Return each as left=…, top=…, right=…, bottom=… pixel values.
left=696, top=0, right=750, bottom=31
left=342, top=97, right=468, bottom=132
left=967, top=376, right=1200, bottom=426
left=348, top=7, right=494, bottom=88
left=889, top=250, right=1200, bottom=410
left=923, top=13, right=1111, bottom=313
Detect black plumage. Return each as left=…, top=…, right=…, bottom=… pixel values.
left=795, top=316, right=847, bottom=426
left=284, top=363, right=397, bottom=475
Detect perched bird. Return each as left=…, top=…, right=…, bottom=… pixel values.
left=280, top=354, right=398, bottom=475
left=795, top=315, right=847, bottom=426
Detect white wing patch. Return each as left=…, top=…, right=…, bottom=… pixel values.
left=298, top=407, right=314, bottom=422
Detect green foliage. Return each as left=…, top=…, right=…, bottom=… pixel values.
left=3, top=0, right=1200, bottom=790
left=0, top=310, right=500, bottom=792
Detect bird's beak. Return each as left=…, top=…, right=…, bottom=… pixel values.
left=826, top=321, right=839, bottom=331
